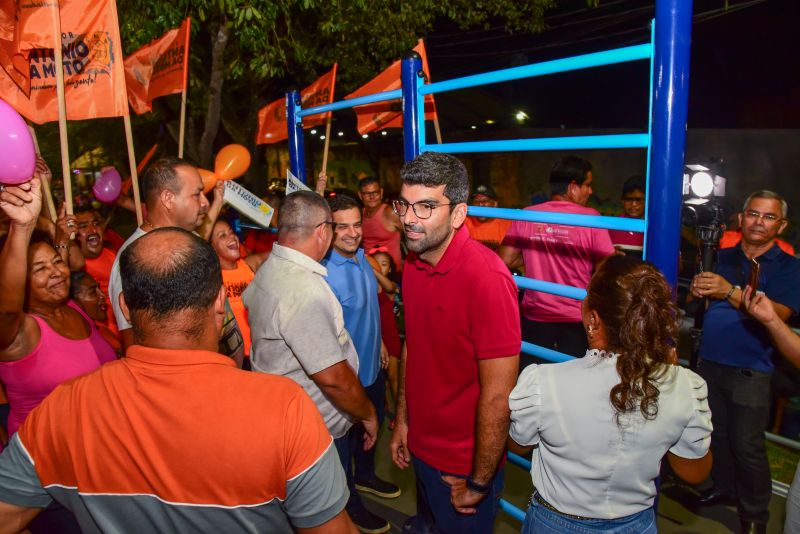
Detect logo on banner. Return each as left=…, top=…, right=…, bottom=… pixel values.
left=28, top=31, right=115, bottom=87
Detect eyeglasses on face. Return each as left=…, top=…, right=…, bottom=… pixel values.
left=391, top=199, right=451, bottom=220
left=744, top=210, right=781, bottom=224
left=360, top=190, right=381, bottom=198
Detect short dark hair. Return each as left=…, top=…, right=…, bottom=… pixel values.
left=400, top=152, right=469, bottom=206
left=141, top=157, right=194, bottom=205
left=550, top=156, right=592, bottom=196
left=622, top=175, right=645, bottom=197
left=328, top=194, right=361, bottom=214
left=120, top=228, right=221, bottom=339
left=278, top=191, right=331, bottom=239
left=358, top=176, right=380, bottom=191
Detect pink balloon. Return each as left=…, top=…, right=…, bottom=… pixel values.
left=93, top=167, right=122, bottom=204
left=0, top=98, right=36, bottom=185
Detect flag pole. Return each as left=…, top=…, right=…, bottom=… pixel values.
left=321, top=117, right=332, bottom=174
left=50, top=4, right=72, bottom=215
left=27, top=125, right=57, bottom=222
left=433, top=116, right=443, bottom=144
left=177, top=18, right=191, bottom=158
left=123, top=114, right=143, bottom=225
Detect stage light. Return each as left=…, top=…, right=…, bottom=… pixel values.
left=471, top=125, right=477, bottom=130
left=381, top=131, right=387, bottom=136
left=310, top=129, right=317, bottom=135
left=485, top=119, right=495, bottom=125
left=337, top=131, right=344, bottom=137
left=682, top=164, right=726, bottom=199
left=362, top=134, right=368, bottom=139
left=515, top=111, right=529, bottom=122
left=320, top=135, right=326, bottom=140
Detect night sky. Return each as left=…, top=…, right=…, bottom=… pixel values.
left=424, top=0, right=800, bottom=132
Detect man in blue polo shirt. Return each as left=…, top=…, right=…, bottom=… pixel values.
left=691, top=190, right=800, bottom=534
left=323, top=193, right=399, bottom=534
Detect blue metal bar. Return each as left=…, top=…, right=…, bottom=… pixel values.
left=420, top=44, right=652, bottom=96
left=499, top=499, right=526, bottom=522
left=645, top=0, right=693, bottom=288
left=422, top=133, right=648, bottom=155
left=522, top=341, right=576, bottom=363
left=468, top=206, right=645, bottom=233
left=401, top=53, right=422, bottom=161
left=514, top=275, right=587, bottom=301
left=508, top=452, right=533, bottom=471
left=286, top=90, right=306, bottom=183
left=642, top=19, right=656, bottom=261
left=297, top=89, right=403, bottom=120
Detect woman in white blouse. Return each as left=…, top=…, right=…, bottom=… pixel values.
left=509, top=255, right=713, bottom=533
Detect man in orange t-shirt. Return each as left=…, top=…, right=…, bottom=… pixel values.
left=464, top=184, right=511, bottom=252
left=75, top=210, right=119, bottom=336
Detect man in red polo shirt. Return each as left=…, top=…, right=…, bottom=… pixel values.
left=389, top=152, right=520, bottom=533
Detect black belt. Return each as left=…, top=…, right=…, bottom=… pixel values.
left=532, top=491, right=594, bottom=521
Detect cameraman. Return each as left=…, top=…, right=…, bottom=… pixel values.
left=690, top=190, right=800, bottom=534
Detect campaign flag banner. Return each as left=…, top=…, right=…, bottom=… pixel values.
left=255, top=64, right=337, bottom=145
left=124, top=17, right=190, bottom=115
left=223, top=180, right=274, bottom=228
left=345, top=39, right=437, bottom=135
left=286, top=169, right=311, bottom=194
left=0, top=0, right=128, bottom=124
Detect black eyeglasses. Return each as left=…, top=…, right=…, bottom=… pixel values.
left=392, top=199, right=451, bottom=220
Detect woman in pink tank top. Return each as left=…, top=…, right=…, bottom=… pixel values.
left=0, top=177, right=116, bottom=451
left=358, top=177, right=404, bottom=269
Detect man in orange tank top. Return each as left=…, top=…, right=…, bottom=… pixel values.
left=358, top=177, right=404, bottom=270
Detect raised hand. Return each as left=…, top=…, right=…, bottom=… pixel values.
left=0, top=178, right=42, bottom=227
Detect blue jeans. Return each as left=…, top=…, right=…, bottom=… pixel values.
left=521, top=495, right=657, bottom=534
left=404, top=456, right=503, bottom=534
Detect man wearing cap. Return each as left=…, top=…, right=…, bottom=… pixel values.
left=464, top=184, right=512, bottom=252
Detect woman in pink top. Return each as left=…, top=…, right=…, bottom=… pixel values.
left=0, top=177, right=116, bottom=449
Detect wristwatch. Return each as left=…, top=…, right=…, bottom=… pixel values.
left=466, top=476, right=491, bottom=495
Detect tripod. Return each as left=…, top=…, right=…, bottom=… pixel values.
left=689, top=224, right=724, bottom=370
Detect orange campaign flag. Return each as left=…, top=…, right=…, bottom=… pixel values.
left=124, top=18, right=191, bottom=115
left=0, top=0, right=128, bottom=124
left=255, top=64, right=337, bottom=145
left=345, top=39, right=438, bottom=135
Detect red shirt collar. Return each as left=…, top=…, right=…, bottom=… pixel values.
left=408, top=225, right=470, bottom=275
left=125, top=345, right=238, bottom=368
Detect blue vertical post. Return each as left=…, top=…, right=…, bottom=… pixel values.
left=401, top=52, right=422, bottom=162
left=286, top=90, right=306, bottom=183
left=646, top=0, right=693, bottom=288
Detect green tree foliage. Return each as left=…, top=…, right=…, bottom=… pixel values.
left=117, top=0, right=556, bottom=168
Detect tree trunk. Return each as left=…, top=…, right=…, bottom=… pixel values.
left=197, top=20, right=230, bottom=169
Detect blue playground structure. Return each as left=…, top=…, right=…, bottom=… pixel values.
left=286, top=0, right=693, bottom=522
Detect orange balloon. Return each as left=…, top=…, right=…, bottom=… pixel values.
left=214, top=144, right=251, bottom=181
left=198, top=168, right=217, bottom=193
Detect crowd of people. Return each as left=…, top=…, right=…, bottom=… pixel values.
left=0, top=151, right=797, bottom=534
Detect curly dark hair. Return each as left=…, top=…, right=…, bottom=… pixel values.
left=585, top=255, right=678, bottom=423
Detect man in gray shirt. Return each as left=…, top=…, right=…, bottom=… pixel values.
left=244, top=191, right=378, bottom=447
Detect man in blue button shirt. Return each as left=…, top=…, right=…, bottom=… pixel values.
left=691, top=190, right=800, bottom=534
left=323, top=193, right=399, bottom=534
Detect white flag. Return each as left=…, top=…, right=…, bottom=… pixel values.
left=286, top=169, right=312, bottom=194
